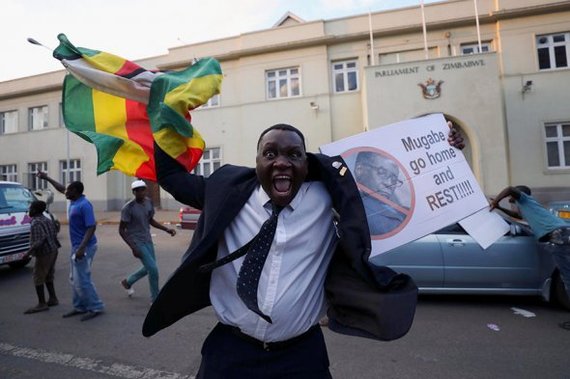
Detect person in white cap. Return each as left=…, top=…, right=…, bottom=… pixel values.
left=119, top=179, right=176, bottom=303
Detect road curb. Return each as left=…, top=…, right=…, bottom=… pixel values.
left=59, top=220, right=180, bottom=226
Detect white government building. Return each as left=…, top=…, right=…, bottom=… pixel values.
left=1, top=0, right=569, bottom=213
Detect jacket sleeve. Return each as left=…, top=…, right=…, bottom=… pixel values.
left=154, top=142, right=206, bottom=209
left=313, top=153, right=417, bottom=341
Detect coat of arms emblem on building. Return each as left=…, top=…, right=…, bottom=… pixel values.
left=418, top=78, right=444, bottom=99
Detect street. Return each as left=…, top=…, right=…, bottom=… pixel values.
left=1, top=224, right=569, bottom=379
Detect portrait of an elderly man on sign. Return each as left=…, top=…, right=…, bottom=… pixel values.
left=352, top=150, right=413, bottom=238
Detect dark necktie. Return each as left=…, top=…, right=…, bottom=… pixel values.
left=198, top=203, right=281, bottom=323
left=236, top=203, right=281, bottom=323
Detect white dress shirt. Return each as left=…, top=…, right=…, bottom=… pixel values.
left=210, top=181, right=338, bottom=342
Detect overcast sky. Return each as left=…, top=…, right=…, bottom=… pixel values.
left=1, top=0, right=443, bottom=82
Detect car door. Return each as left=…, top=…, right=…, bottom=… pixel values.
left=440, top=223, right=541, bottom=291
left=370, top=233, right=444, bottom=289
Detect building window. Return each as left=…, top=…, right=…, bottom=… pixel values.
left=27, top=162, right=48, bottom=189
left=193, top=147, right=221, bottom=177
left=332, top=60, right=359, bottom=93
left=545, top=122, right=570, bottom=168
left=266, top=67, right=301, bottom=99
left=460, top=42, right=490, bottom=55
left=0, top=164, right=18, bottom=182
left=537, top=32, right=569, bottom=70
left=198, top=94, right=220, bottom=109
left=378, top=47, right=437, bottom=64
left=59, top=103, right=65, bottom=127
left=0, top=110, right=18, bottom=134
left=60, top=159, right=82, bottom=184
left=28, top=105, right=49, bottom=131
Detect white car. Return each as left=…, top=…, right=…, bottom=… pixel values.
left=0, top=181, right=58, bottom=269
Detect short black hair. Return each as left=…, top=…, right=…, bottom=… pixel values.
left=67, top=181, right=84, bottom=194
left=30, top=200, right=46, bottom=214
left=515, top=185, right=531, bottom=195
left=257, top=123, right=306, bottom=151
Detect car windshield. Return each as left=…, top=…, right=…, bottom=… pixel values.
left=0, top=184, right=35, bottom=212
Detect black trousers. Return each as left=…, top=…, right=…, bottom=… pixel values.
left=196, top=323, right=332, bottom=379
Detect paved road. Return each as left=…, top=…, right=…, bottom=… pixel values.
left=1, top=225, right=569, bottom=378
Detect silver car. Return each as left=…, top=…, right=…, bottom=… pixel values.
left=547, top=201, right=570, bottom=223
left=370, top=217, right=570, bottom=310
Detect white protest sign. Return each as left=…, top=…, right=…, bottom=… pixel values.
left=459, top=208, right=510, bottom=250
left=320, top=113, right=493, bottom=257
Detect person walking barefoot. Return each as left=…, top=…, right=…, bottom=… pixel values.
left=23, top=200, right=59, bottom=314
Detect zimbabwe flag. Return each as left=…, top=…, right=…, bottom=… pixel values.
left=54, top=34, right=222, bottom=180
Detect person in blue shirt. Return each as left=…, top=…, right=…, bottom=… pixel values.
left=490, top=185, right=570, bottom=296
left=37, top=171, right=104, bottom=321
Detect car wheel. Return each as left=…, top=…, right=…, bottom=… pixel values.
left=8, top=257, right=31, bottom=269
left=552, top=271, right=570, bottom=310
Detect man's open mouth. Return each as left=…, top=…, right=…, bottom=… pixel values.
left=273, top=175, right=292, bottom=193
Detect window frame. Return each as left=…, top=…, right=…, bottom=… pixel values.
left=460, top=42, right=491, bottom=55
left=198, top=94, right=221, bottom=110
left=28, top=105, right=49, bottom=131
left=544, top=121, right=570, bottom=169
left=193, top=147, right=222, bottom=177
left=377, top=47, right=438, bottom=64
left=0, top=164, right=18, bottom=182
left=59, top=102, right=65, bottom=127
left=536, top=32, right=570, bottom=71
left=332, top=59, right=359, bottom=93
left=0, top=110, right=19, bottom=134
left=265, top=67, right=301, bottom=100
left=27, top=162, right=48, bottom=189
left=59, top=159, right=82, bottom=185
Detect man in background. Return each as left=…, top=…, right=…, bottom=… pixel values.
left=36, top=171, right=104, bottom=321
left=23, top=200, right=59, bottom=314
left=119, top=179, right=176, bottom=303
left=490, top=185, right=570, bottom=296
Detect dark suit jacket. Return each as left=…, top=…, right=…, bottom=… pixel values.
left=143, top=148, right=417, bottom=341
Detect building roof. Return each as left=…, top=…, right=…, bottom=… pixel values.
left=273, top=11, right=305, bottom=27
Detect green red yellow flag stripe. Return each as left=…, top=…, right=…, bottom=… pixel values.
left=63, top=75, right=154, bottom=178
left=54, top=33, right=222, bottom=180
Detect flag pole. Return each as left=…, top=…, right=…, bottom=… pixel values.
left=473, top=0, right=482, bottom=52
left=66, top=130, right=70, bottom=184
left=368, top=11, right=375, bottom=66
left=27, top=38, right=52, bottom=51
left=29, top=37, right=71, bottom=184
left=420, top=0, right=429, bottom=59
